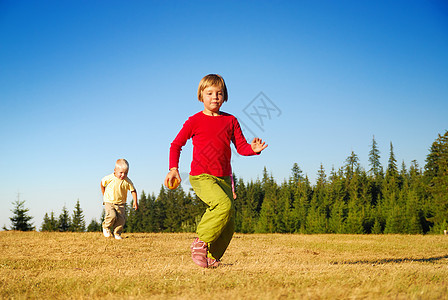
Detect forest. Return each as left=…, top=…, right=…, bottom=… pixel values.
left=9, top=130, right=448, bottom=234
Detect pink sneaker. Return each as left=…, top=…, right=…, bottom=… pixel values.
left=190, top=238, right=208, bottom=268
left=206, top=257, right=221, bottom=268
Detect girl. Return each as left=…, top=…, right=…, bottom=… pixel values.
left=164, top=74, right=268, bottom=268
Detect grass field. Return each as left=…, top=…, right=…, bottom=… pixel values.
left=0, top=231, right=447, bottom=299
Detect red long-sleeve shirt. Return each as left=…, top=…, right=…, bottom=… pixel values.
left=169, top=111, right=258, bottom=176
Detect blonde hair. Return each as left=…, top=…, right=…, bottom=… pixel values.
left=115, top=159, right=129, bottom=170
left=197, top=74, right=228, bottom=102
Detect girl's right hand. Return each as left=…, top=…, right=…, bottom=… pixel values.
left=164, top=169, right=181, bottom=188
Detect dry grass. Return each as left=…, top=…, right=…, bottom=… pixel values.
left=0, top=232, right=447, bottom=299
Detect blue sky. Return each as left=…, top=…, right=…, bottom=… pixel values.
left=1, top=0, right=447, bottom=229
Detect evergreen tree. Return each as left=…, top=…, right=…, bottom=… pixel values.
left=371, top=207, right=383, bottom=234
left=386, top=142, right=398, bottom=178
left=152, top=186, right=168, bottom=232
left=368, top=135, right=382, bottom=178
left=345, top=151, right=360, bottom=180
left=146, top=193, right=160, bottom=232
left=306, top=165, right=329, bottom=233
left=344, top=170, right=367, bottom=234
left=306, top=195, right=327, bottom=233
left=399, top=160, right=409, bottom=187
left=345, top=197, right=364, bottom=233
left=126, top=191, right=148, bottom=232
left=291, top=175, right=312, bottom=233
left=234, top=177, right=246, bottom=232
left=291, top=163, right=303, bottom=183
left=327, top=169, right=347, bottom=233
left=58, top=206, right=71, bottom=232
left=41, top=211, right=58, bottom=231
left=409, top=160, right=431, bottom=233
left=237, top=179, right=263, bottom=233
left=163, top=185, right=190, bottom=232
left=180, top=192, right=202, bottom=232
left=9, top=199, right=34, bottom=231
left=424, top=131, right=448, bottom=232
left=70, top=200, right=86, bottom=232
left=424, top=136, right=443, bottom=179
left=256, top=169, right=279, bottom=233
left=257, top=194, right=276, bottom=233
left=383, top=203, right=404, bottom=234
left=405, top=189, right=423, bottom=234
left=277, top=180, right=294, bottom=233
left=317, top=163, right=327, bottom=186
left=87, top=218, right=102, bottom=232
left=382, top=142, right=401, bottom=233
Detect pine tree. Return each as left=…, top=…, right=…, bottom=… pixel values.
left=146, top=193, right=160, bottom=232
left=58, top=206, right=71, bottom=232
left=424, top=131, right=448, bottom=232
left=291, top=163, right=303, bottom=183
left=345, top=197, right=364, bottom=233
left=9, top=199, right=34, bottom=231
left=371, top=213, right=383, bottom=234
left=87, top=219, right=102, bottom=232
left=405, top=189, right=423, bottom=234
left=41, top=211, right=58, bottom=231
left=291, top=175, right=312, bottom=233
left=153, top=186, right=168, bottom=232
left=344, top=171, right=367, bottom=234
left=256, top=169, right=279, bottom=233
left=238, top=179, right=263, bottom=233
left=424, top=137, right=443, bottom=179
left=345, top=151, right=360, bottom=180
left=305, top=165, right=329, bottom=233
left=163, top=185, right=190, bottom=232
left=381, top=142, right=401, bottom=233
left=277, top=181, right=294, bottom=233
left=257, top=194, right=276, bottom=233
left=386, top=142, right=398, bottom=178
left=383, top=203, right=404, bottom=234
left=306, top=196, right=327, bottom=233
left=408, top=160, right=430, bottom=233
left=126, top=191, right=147, bottom=232
left=368, top=135, right=382, bottom=178
left=327, top=169, right=347, bottom=233
left=70, top=200, right=86, bottom=232
left=399, top=160, right=409, bottom=188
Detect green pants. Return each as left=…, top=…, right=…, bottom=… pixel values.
left=189, top=174, right=235, bottom=260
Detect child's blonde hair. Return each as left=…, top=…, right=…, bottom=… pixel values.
left=197, top=74, right=228, bottom=102
left=115, top=159, right=129, bottom=170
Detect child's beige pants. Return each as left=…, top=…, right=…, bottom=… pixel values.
left=189, top=174, right=235, bottom=260
left=103, top=202, right=126, bottom=235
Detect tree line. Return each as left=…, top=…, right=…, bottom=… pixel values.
left=6, top=131, right=448, bottom=234
left=4, top=199, right=102, bottom=232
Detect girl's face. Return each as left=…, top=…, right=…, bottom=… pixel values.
left=202, top=85, right=224, bottom=116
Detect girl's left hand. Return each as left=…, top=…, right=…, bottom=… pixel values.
left=251, top=138, right=268, bottom=153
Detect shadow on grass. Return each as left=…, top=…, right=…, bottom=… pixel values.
left=332, top=255, right=448, bottom=265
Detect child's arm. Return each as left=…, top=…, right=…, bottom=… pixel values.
left=131, top=190, right=138, bottom=210
left=232, top=117, right=268, bottom=155
left=166, top=118, right=193, bottom=188
left=168, top=118, right=193, bottom=179
left=100, top=182, right=105, bottom=205
left=100, top=182, right=105, bottom=195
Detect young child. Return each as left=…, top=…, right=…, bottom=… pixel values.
left=164, top=74, right=268, bottom=268
left=101, top=159, right=138, bottom=240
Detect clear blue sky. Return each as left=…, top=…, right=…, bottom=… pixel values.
left=1, top=0, right=447, bottom=229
